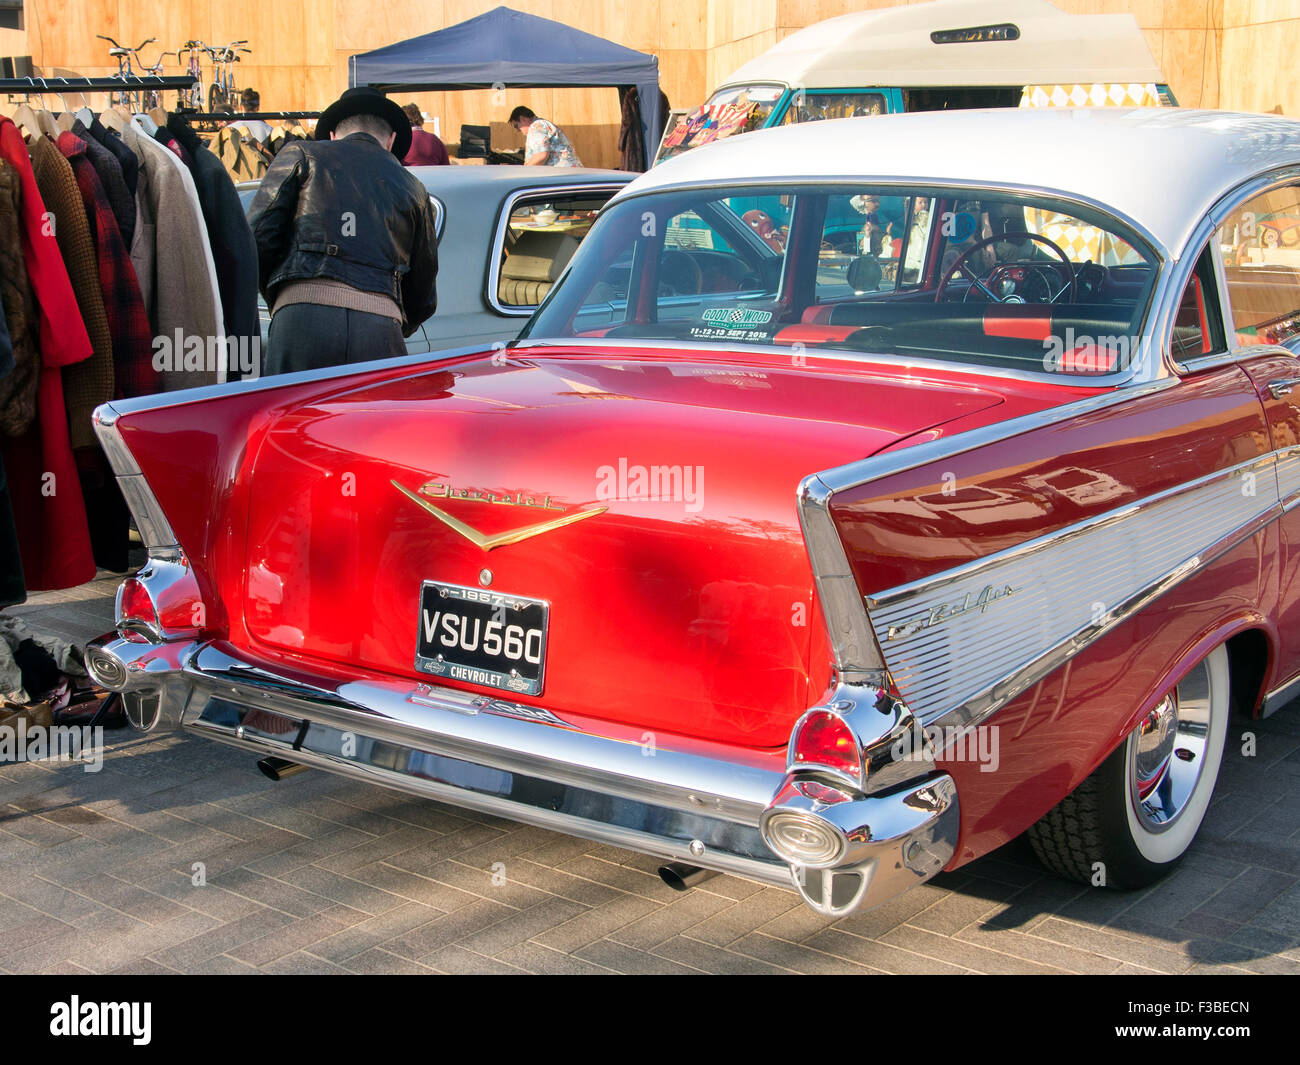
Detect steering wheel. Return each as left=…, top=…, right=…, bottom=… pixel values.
left=936, top=231, right=1075, bottom=304
left=659, top=250, right=702, bottom=296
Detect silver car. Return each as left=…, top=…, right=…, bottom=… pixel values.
left=238, top=165, right=631, bottom=353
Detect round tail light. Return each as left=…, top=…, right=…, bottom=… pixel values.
left=792, top=710, right=863, bottom=782
left=118, top=577, right=160, bottom=634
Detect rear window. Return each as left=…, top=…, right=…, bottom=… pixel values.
left=522, top=183, right=1159, bottom=378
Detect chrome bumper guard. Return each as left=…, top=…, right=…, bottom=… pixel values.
left=84, top=635, right=959, bottom=914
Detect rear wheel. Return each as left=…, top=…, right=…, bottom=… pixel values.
left=1027, top=644, right=1230, bottom=889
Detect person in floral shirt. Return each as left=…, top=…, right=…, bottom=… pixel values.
left=510, top=106, right=583, bottom=167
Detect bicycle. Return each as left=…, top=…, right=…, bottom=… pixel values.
left=207, top=40, right=249, bottom=114
left=177, top=40, right=208, bottom=112
left=97, top=34, right=158, bottom=111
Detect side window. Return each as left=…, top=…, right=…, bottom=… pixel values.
left=1217, top=185, right=1300, bottom=347
left=428, top=197, right=445, bottom=243
left=778, top=92, right=887, bottom=124
left=496, top=191, right=610, bottom=311
left=1171, top=246, right=1226, bottom=362
left=817, top=192, right=908, bottom=298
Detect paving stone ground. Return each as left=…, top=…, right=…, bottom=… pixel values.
left=4, top=568, right=1300, bottom=975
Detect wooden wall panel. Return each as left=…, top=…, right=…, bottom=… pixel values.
left=14, top=0, right=1300, bottom=165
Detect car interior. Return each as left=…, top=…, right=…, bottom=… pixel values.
left=560, top=190, right=1160, bottom=377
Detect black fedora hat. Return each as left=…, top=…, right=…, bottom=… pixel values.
left=316, top=87, right=412, bottom=158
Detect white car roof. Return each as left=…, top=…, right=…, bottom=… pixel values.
left=617, top=108, right=1300, bottom=258
left=718, top=0, right=1163, bottom=91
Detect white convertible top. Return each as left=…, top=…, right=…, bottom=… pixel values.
left=718, top=0, right=1163, bottom=91
left=615, top=108, right=1300, bottom=259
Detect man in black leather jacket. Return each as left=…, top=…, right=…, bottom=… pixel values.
left=249, top=87, right=438, bottom=375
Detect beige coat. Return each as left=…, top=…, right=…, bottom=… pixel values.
left=104, top=114, right=225, bottom=390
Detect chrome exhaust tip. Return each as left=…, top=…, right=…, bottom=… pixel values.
left=658, top=862, right=719, bottom=891
left=257, top=756, right=310, bottom=781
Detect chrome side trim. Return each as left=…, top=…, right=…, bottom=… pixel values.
left=871, top=455, right=1279, bottom=731
left=796, top=475, right=886, bottom=682
left=1174, top=166, right=1300, bottom=374
left=92, top=404, right=182, bottom=560
left=485, top=183, right=626, bottom=318
left=93, top=343, right=491, bottom=419
left=813, top=377, right=1178, bottom=497
left=794, top=377, right=1179, bottom=731
left=1277, top=446, right=1300, bottom=510
left=1262, top=671, right=1300, bottom=718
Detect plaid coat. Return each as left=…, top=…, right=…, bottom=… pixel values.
left=57, top=132, right=159, bottom=400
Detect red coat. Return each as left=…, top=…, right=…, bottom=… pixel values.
left=0, top=119, right=96, bottom=591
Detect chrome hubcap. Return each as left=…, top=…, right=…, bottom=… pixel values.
left=1129, top=661, right=1212, bottom=831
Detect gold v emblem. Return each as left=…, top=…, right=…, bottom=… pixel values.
left=392, top=481, right=606, bottom=551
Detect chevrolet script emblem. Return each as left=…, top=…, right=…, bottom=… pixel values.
left=392, top=480, right=606, bottom=551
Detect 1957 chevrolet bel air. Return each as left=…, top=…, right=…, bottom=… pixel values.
left=86, top=109, right=1300, bottom=916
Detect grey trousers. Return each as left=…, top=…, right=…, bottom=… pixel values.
left=264, top=303, right=406, bottom=376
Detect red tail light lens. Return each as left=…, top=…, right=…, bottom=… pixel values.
left=792, top=710, right=862, bottom=782
left=117, top=577, right=160, bottom=638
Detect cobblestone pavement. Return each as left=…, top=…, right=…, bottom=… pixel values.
left=3, top=570, right=1300, bottom=975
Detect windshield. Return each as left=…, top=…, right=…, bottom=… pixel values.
left=521, top=183, right=1159, bottom=378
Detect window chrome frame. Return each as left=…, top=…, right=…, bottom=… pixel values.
left=1174, top=164, right=1300, bottom=375
left=486, top=182, right=626, bottom=318
left=555, top=175, right=1171, bottom=389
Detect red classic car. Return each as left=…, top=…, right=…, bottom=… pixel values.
left=87, top=108, right=1300, bottom=917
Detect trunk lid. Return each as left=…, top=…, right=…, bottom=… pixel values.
left=241, top=348, right=1005, bottom=747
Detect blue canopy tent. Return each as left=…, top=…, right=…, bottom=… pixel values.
left=348, top=5, right=661, bottom=167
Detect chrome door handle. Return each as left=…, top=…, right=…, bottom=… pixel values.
left=1268, top=377, right=1300, bottom=399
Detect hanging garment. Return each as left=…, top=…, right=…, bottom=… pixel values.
left=269, top=124, right=308, bottom=158
left=0, top=158, right=39, bottom=438
left=0, top=305, right=15, bottom=607
left=0, top=455, right=25, bottom=610
left=29, top=135, right=115, bottom=449
left=0, top=117, right=95, bottom=592
left=215, top=125, right=270, bottom=182
left=101, top=112, right=158, bottom=325
left=619, top=88, right=671, bottom=173
left=57, top=131, right=157, bottom=401
left=28, top=133, right=129, bottom=575
left=0, top=279, right=10, bottom=376
left=154, top=126, right=192, bottom=168
left=73, top=119, right=135, bottom=252
left=167, top=116, right=261, bottom=378
left=0, top=300, right=23, bottom=607
left=86, top=117, right=138, bottom=198
left=128, top=120, right=225, bottom=389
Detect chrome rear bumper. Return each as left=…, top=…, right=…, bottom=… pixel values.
left=86, top=635, right=959, bottom=914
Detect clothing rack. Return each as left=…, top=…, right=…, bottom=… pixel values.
left=191, top=111, right=322, bottom=121
left=0, top=74, right=196, bottom=94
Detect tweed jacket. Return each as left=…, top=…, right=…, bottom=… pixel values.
left=29, top=134, right=114, bottom=449
left=0, top=159, right=38, bottom=438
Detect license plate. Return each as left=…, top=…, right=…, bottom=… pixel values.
left=415, top=581, right=549, bottom=696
